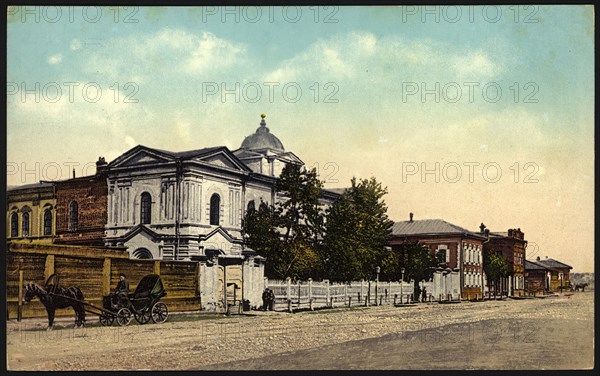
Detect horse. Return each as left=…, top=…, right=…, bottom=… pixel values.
left=22, top=282, right=86, bottom=330
left=575, top=283, right=589, bottom=292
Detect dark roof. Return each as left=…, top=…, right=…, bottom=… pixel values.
left=525, top=260, right=550, bottom=271
left=325, top=187, right=348, bottom=195
left=240, top=117, right=284, bottom=152
left=152, top=146, right=223, bottom=159
left=535, top=258, right=572, bottom=270
left=7, top=182, right=54, bottom=192
left=392, top=219, right=485, bottom=239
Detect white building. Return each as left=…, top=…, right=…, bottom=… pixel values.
left=103, top=115, right=339, bottom=310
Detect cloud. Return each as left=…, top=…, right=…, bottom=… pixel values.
left=263, top=31, right=504, bottom=85
left=70, top=39, right=82, bottom=51
left=47, top=54, right=63, bottom=65
left=78, top=28, right=247, bottom=83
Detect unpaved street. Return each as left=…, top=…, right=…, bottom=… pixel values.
left=6, top=292, right=594, bottom=370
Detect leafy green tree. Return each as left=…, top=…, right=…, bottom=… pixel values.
left=381, top=241, right=436, bottom=299
left=323, top=177, right=394, bottom=282
left=243, top=164, right=325, bottom=280
left=483, top=250, right=511, bottom=298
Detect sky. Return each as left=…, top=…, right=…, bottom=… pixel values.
left=7, top=6, right=595, bottom=271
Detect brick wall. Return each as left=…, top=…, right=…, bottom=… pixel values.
left=55, top=173, right=107, bottom=245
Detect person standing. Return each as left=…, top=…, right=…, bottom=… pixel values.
left=268, top=289, right=275, bottom=311
left=261, top=288, right=269, bottom=311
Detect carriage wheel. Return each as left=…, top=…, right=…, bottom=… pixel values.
left=134, top=309, right=151, bottom=325
left=151, top=302, right=168, bottom=324
left=116, top=308, right=132, bottom=326
left=99, top=313, right=114, bottom=326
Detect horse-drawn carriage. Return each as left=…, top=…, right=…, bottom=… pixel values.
left=99, top=274, right=168, bottom=326
left=24, top=273, right=169, bottom=328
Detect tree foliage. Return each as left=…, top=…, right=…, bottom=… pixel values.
left=322, top=177, right=394, bottom=282
left=243, top=164, right=325, bottom=280
left=381, top=241, right=437, bottom=297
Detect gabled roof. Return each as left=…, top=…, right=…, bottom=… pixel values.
left=535, top=258, right=572, bottom=270
left=109, top=145, right=252, bottom=173
left=118, top=224, right=162, bottom=242
left=525, top=259, right=550, bottom=271
left=7, top=182, right=54, bottom=192
left=392, top=219, right=485, bottom=239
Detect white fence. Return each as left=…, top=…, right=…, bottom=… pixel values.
left=265, top=278, right=445, bottom=312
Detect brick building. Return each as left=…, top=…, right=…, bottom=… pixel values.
left=482, top=226, right=527, bottom=297
left=53, top=157, right=109, bottom=246
left=390, top=214, right=486, bottom=300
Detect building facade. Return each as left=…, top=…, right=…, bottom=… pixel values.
left=53, top=157, right=109, bottom=246
left=483, top=227, right=527, bottom=297
left=7, top=182, right=56, bottom=242
left=524, top=259, right=549, bottom=294
left=531, top=257, right=572, bottom=292
left=389, top=214, right=486, bottom=300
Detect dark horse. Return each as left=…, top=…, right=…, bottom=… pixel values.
left=575, top=283, right=589, bottom=292
left=23, top=282, right=86, bottom=329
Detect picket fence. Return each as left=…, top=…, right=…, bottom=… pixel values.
left=265, top=278, right=435, bottom=311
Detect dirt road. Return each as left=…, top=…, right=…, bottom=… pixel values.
left=6, top=292, right=594, bottom=370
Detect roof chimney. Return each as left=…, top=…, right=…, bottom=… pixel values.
left=479, top=223, right=486, bottom=233
left=409, top=212, right=413, bottom=222
left=484, top=228, right=490, bottom=237
left=536, top=256, right=540, bottom=261
left=72, top=168, right=76, bottom=179
left=96, top=156, right=108, bottom=176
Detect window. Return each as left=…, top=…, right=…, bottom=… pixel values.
left=133, top=248, right=153, bottom=259
left=436, top=249, right=447, bottom=264
left=10, top=213, right=18, bottom=237
left=140, top=192, right=152, bottom=224
left=68, top=201, right=78, bottom=231
left=210, top=194, right=220, bottom=225
left=22, top=212, right=30, bottom=237
left=43, top=209, right=52, bottom=236
left=247, top=200, right=256, bottom=214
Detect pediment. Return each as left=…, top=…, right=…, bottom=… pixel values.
left=110, top=147, right=173, bottom=168
left=200, top=153, right=239, bottom=170
left=194, top=150, right=251, bottom=172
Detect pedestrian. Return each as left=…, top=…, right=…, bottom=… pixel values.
left=421, top=287, right=427, bottom=303
left=268, top=289, right=275, bottom=311
left=261, top=288, right=269, bottom=311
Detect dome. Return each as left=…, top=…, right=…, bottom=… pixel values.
left=240, top=115, right=285, bottom=152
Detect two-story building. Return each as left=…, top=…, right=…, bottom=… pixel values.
left=482, top=226, right=527, bottom=297
left=389, top=214, right=486, bottom=300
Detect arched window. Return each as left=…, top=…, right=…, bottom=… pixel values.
left=68, top=201, right=78, bottom=231
left=43, top=209, right=53, bottom=236
left=133, top=248, right=153, bottom=259
left=140, top=192, right=152, bottom=224
left=247, top=200, right=256, bottom=214
left=10, top=213, right=18, bottom=237
left=210, top=194, right=220, bottom=225
left=22, top=212, right=30, bottom=237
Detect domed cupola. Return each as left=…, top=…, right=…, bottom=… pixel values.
left=240, top=114, right=285, bottom=152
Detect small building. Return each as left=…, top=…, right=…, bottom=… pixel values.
left=524, top=259, right=549, bottom=294
left=7, top=182, right=56, bottom=242
left=390, top=214, right=486, bottom=300
left=532, top=256, right=573, bottom=292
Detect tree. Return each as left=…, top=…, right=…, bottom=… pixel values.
left=381, top=241, right=436, bottom=299
left=483, top=250, right=511, bottom=298
left=322, top=177, right=394, bottom=282
left=243, top=164, right=325, bottom=280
